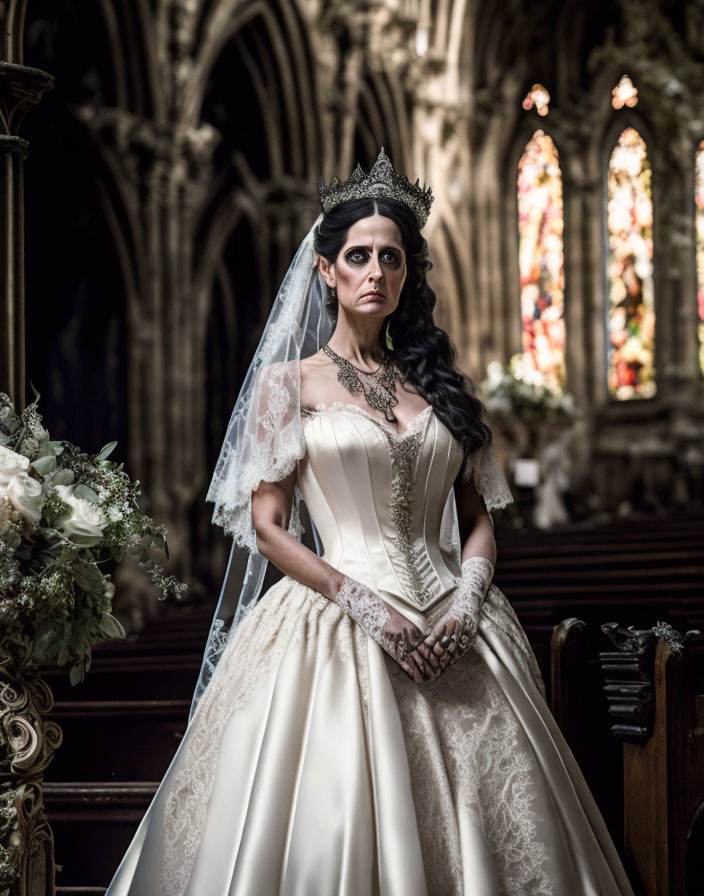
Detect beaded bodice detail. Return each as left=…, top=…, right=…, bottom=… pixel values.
left=298, top=402, right=464, bottom=614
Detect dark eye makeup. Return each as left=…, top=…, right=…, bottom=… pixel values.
left=345, top=247, right=402, bottom=268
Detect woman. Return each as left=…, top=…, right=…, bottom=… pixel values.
left=106, top=150, right=634, bottom=895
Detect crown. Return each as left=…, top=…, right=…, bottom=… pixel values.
left=318, top=148, right=434, bottom=229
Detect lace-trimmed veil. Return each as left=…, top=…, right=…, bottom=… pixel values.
left=191, top=211, right=514, bottom=720
left=191, top=215, right=333, bottom=717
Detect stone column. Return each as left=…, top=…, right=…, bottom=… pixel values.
left=76, top=106, right=219, bottom=594
left=0, top=0, right=53, bottom=410
left=0, top=10, right=60, bottom=892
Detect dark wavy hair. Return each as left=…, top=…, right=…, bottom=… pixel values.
left=313, top=197, right=492, bottom=459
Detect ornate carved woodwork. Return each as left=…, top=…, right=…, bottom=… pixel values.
left=0, top=643, right=62, bottom=896
left=599, top=622, right=658, bottom=744
left=599, top=621, right=704, bottom=895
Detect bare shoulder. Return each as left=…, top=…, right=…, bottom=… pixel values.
left=300, top=350, right=328, bottom=373
left=300, top=350, right=337, bottom=408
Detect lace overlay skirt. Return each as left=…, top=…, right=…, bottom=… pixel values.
left=106, top=578, right=634, bottom=896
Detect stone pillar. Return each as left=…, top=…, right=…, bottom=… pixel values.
left=0, top=0, right=53, bottom=410
left=76, top=106, right=219, bottom=594
left=0, top=10, right=59, bottom=892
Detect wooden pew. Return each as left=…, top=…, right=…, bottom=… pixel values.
left=550, top=619, right=624, bottom=850
left=551, top=617, right=704, bottom=895
left=600, top=624, right=704, bottom=896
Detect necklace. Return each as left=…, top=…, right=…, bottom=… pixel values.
left=323, top=343, right=402, bottom=423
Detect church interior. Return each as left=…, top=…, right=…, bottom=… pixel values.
left=1, top=0, right=704, bottom=893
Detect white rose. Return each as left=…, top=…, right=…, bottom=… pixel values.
left=54, top=484, right=107, bottom=545
left=7, top=473, right=45, bottom=525
left=0, top=445, right=30, bottom=492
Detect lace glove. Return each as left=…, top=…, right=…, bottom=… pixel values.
left=413, top=557, right=494, bottom=678
left=332, top=575, right=430, bottom=680
left=446, top=556, right=494, bottom=656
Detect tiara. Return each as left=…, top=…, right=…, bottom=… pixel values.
left=318, top=148, right=434, bottom=229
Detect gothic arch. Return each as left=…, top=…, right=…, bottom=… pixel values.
left=194, top=0, right=324, bottom=337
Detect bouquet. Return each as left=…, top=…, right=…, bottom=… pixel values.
left=0, top=386, right=187, bottom=684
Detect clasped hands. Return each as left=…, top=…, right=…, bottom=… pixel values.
left=391, top=612, right=471, bottom=683
left=333, top=558, right=495, bottom=684
left=388, top=556, right=494, bottom=682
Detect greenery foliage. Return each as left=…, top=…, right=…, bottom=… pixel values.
left=0, top=387, right=187, bottom=684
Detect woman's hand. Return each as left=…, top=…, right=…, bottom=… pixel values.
left=380, top=603, right=437, bottom=683
left=407, top=557, right=495, bottom=681
left=332, top=576, right=436, bottom=682
left=410, top=612, right=474, bottom=680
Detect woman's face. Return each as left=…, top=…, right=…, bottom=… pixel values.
left=318, top=214, right=407, bottom=320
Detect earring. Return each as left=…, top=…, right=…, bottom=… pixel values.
left=385, top=319, right=394, bottom=351
left=329, top=286, right=337, bottom=299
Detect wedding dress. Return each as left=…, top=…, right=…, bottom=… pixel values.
left=106, top=398, right=634, bottom=896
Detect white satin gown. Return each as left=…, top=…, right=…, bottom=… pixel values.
left=106, top=402, right=635, bottom=896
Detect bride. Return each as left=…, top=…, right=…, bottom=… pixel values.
left=106, top=150, right=634, bottom=895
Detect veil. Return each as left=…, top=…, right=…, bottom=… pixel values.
left=190, top=214, right=333, bottom=718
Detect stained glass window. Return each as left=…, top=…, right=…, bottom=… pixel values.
left=696, top=140, right=704, bottom=376
left=606, top=127, right=656, bottom=399
left=522, top=84, right=550, bottom=117
left=517, top=130, right=565, bottom=394
left=612, top=74, right=638, bottom=110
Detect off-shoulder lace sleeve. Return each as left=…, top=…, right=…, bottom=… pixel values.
left=462, top=442, right=514, bottom=511
left=206, top=360, right=306, bottom=551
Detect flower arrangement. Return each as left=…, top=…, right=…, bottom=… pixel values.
left=480, top=355, right=579, bottom=427
left=0, top=387, right=187, bottom=685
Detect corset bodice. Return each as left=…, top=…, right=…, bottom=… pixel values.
left=297, top=402, right=464, bottom=619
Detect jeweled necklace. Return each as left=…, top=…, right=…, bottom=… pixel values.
left=323, top=343, right=402, bottom=423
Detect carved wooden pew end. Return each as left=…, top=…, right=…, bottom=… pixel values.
left=599, top=621, right=704, bottom=896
